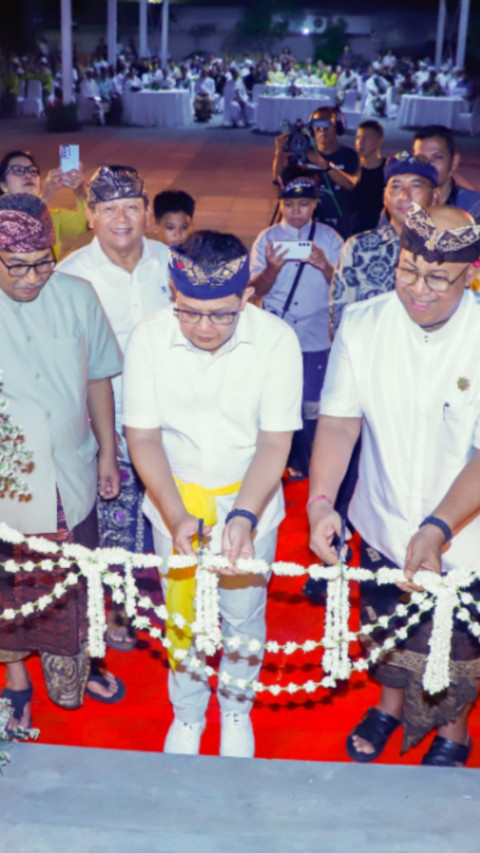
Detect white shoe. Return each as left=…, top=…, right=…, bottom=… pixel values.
left=220, top=711, right=255, bottom=758
left=163, top=718, right=205, bottom=755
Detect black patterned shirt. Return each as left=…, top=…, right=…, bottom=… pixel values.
left=330, top=223, right=400, bottom=335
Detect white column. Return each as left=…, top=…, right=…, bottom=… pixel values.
left=455, top=0, right=471, bottom=68
left=160, top=0, right=169, bottom=69
left=107, top=0, right=118, bottom=68
left=434, top=0, right=447, bottom=69
left=61, top=0, right=73, bottom=105
left=139, top=0, right=148, bottom=57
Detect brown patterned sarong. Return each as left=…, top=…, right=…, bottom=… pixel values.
left=358, top=539, right=480, bottom=752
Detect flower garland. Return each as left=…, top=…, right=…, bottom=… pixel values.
left=0, top=522, right=479, bottom=697
left=0, top=374, right=32, bottom=501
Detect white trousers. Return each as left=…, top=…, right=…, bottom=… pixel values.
left=153, top=527, right=277, bottom=723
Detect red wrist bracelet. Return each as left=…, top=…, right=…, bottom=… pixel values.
left=306, top=494, right=333, bottom=509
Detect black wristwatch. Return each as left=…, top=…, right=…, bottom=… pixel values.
left=225, top=509, right=258, bottom=531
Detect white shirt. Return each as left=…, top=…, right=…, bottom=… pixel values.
left=58, top=236, right=171, bottom=456
left=123, top=303, right=303, bottom=540
left=320, top=289, right=480, bottom=572
left=250, top=220, right=344, bottom=352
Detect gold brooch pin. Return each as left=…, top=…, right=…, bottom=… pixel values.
left=457, top=377, right=470, bottom=391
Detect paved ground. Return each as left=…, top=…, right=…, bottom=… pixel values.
left=1, top=742, right=480, bottom=852
left=0, top=114, right=479, bottom=253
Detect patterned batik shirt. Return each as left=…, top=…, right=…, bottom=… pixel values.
left=330, top=223, right=400, bottom=335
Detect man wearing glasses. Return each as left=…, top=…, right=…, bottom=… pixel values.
left=0, top=193, right=124, bottom=733
left=124, top=230, right=302, bottom=758
left=309, top=204, right=480, bottom=768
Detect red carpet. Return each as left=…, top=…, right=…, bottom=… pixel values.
left=5, top=479, right=480, bottom=766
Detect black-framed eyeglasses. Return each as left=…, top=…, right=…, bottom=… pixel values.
left=397, top=264, right=470, bottom=293
left=0, top=255, right=56, bottom=278
left=6, top=164, right=41, bottom=178
left=173, top=307, right=239, bottom=326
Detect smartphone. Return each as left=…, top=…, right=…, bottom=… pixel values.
left=272, top=240, right=312, bottom=261
left=59, top=144, right=80, bottom=172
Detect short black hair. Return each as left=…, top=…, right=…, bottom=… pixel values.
left=413, top=125, right=456, bottom=159
left=0, top=150, right=39, bottom=191
left=358, top=119, right=384, bottom=139
left=0, top=192, right=47, bottom=218
left=177, top=230, right=247, bottom=273
left=153, top=189, right=196, bottom=223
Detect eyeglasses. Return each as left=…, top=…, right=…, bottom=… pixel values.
left=173, top=307, right=239, bottom=326
left=6, top=165, right=41, bottom=178
left=397, top=264, right=470, bottom=293
left=0, top=256, right=55, bottom=278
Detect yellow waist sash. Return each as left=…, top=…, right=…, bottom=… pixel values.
left=166, top=476, right=242, bottom=669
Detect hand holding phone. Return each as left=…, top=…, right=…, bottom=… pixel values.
left=271, top=240, right=312, bottom=261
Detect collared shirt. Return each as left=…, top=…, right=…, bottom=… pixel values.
left=0, top=272, right=122, bottom=533
left=58, top=236, right=171, bottom=456
left=320, top=289, right=480, bottom=572
left=330, top=223, right=399, bottom=334
left=446, top=178, right=480, bottom=223
left=250, top=219, right=343, bottom=352
left=123, top=303, right=303, bottom=542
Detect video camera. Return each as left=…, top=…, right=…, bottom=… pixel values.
left=280, top=118, right=315, bottom=165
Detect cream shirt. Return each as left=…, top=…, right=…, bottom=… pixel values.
left=123, top=303, right=303, bottom=541
left=58, top=236, right=172, bottom=458
left=320, top=289, right=480, bottom=572
left=0, top=272, right=122, bottom=533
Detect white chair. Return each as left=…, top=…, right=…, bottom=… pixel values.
left=454, top=97, right=480, bottom=136
left=386, top=86, right=399, bottom=120
left=222, top=78, right=241, bottom=126
left=342, top=89, right=358, bottom=110
left=15, top=79, right=26, bottom=116
left=19, top=79, right=44, bottom=117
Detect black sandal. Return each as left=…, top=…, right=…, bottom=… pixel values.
left=346, top=707, right=401, bottom=763
left=421, top=735, right=472, bottom=767
left=0, top=684, right=33, bottom=733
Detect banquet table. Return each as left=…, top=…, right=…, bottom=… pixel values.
left=123, top=89, right=193, bottom=127
left=397, top=95, right=466, bottom=129
left=256, top=95, right=333, bottom=133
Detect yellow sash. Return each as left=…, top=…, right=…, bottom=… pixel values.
left=166, top=477, right=242, bottom=669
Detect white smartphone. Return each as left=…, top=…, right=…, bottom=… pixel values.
left=272, top=240, right=312, bottom=261
left=59, top=144, right=80, bottom=172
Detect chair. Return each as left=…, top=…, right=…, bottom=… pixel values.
left=386, top=86, right=399, bottom=120
left=454, top=97, right=480, bottom=136
left=222, top=78, right=241, bottom=126
left=342, top=89, right=358, bottom=110
left=15, top=79, right=26, bottom=116
left=19, top=79, right=44, bottom=117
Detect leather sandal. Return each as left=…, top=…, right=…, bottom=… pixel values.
left=346, top=706, right=401, bottom=763
left=0, top=684, right=33, bottom=733
left=421, top=735, right=472, bottom=767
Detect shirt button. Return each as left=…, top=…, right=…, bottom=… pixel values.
left=35, top=372, right=41, bottom=379
left=46, top=411, right=51, bottom=418
left=25, top=334, right=32, bottom=342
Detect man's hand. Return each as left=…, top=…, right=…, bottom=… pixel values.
left=98, top=451, right=121, bottom=500
left=399, top=525, right=445, bottom=593
left=307, top=149, right=329, bottom=171
left=307, top=244, right=333, bottom=280
left=221, top=516, right=255, bottom=574
left=265, top=240, right=289, bottom=274
left=308, top=502, right=343, bottom=565
left=171, top=512, right=212, bottom=557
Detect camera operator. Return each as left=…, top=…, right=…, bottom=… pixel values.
left=273, top=106, right=360, bottom=239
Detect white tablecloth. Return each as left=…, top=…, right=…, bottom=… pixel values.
left=397, top=95, right=465, bottom=129
left=256, top=95, right=333, bottom=133
left=123, top=90, right=193, bottom=127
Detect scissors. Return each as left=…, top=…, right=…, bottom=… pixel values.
left=332, top=516, right=350, bottom=562
left=197, top=518, right=205, bottom=555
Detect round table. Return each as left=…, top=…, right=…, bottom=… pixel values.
left=123, top=90, right=193, bottom=128
left=256, top=95, right=333, bottom=133
left=397, top=95, right=466, bottom=129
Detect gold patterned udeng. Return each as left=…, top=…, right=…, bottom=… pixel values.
left=169, top=249, right=247, bottom=287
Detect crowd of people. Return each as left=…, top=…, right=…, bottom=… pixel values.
left=0, top=41, right=476, bottom=125
left=1, top=116, right=480, bottom=769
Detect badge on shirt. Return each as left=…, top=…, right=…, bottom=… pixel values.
left=457, top=377, right=470, bottom=391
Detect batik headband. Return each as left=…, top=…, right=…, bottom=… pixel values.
left=280, top=177, right=317, bottom=200
left=88, top=165, right=147, bottom=205
left=0, top=200, right=55, bottom=252
left=400, top=203, right=480, bottom=263
left=168, top=247, right=250, bottom=299
left=384, top=151, right=439, bottom=187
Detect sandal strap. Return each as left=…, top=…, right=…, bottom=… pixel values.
left=422, top=735, right=472, bottom=767
left=0, top=685, right=33, bottom=719
left=353, top=707, right=401, bottom=751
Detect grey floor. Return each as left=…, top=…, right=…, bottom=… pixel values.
left=1, top=742, right=479, bottom=853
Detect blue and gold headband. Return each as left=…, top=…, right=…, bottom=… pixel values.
left=168, top=247, right=250, bottom=299
left=400, top=203, right=480, bottom=263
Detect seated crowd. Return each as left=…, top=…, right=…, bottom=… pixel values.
left=1, top=119, right=480, bottom=769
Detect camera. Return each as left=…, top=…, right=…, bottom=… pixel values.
left=280, top=119, right=315, bottom=165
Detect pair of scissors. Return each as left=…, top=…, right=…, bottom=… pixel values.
left=197, top=518, right=205, bottom=555
left=332, top=516, right=348, bottom=562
